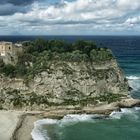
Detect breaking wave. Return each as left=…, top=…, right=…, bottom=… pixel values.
left=110, top=107, right=140, bottom=120
left=127, top=76, right=140, bottom=80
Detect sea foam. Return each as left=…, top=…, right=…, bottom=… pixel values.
left=127, top=75, right=140, bottom=91
left=110, top=107, right=140, bottom=120
left=31, top=119, right=58, bottom=140
left=126, top=76, right=140, bottom=80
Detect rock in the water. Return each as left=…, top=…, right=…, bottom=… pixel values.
left=118, top=98, right=140, bottom=108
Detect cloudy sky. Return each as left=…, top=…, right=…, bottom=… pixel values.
left=0, top=0, right=140, bottom=35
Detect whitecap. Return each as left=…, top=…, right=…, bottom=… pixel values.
left=110, top=107, right=140, bottom=120
left=59, top=114, right=98, bottom=127
left=109, top=111, right=123, bottom=119
left=62, top=114, right=96, bottom=123
left=126, top=76, right=140, bottom=80
left=126, top=75, right=140, bottom=91
left=134, top=107, right=140, bottom=111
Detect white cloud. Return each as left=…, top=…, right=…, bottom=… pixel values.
left=117, top=0, right=140, bottom=10
left=0, top=0, right=140, bottom=35
left=125, top=16, right=140, bottom=24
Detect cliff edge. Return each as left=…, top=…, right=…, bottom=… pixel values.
left=0, top=59, right=129, bottom=110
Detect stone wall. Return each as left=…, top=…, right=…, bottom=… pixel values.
left=0, top=42, right=22, bottom=64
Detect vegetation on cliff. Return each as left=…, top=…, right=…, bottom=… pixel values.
left=0, top=89, right=125, bottom=110
left=0, top=39, right=113, bottom=79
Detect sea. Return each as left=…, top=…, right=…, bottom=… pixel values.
left=0, top=35, right=140, bottom=140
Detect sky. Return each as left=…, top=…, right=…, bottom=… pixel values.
left=0, top=0, right=140, bottom=35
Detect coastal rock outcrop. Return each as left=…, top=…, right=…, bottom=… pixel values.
left=0, top=59, right=129, bottom=110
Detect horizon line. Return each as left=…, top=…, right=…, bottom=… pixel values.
left=0, top=34, right=140, bottom=36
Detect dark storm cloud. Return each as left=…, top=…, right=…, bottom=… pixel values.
left=0, top=0, right=35, bottom=6
left=0, top=4, right=30, bottom=15
left=0, top=0, right=42, bottom=16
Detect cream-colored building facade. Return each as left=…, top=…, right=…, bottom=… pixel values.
left=0, top=41, right=22, bottom=64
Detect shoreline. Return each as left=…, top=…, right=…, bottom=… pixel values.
left=0, top=97, right=140, bottom=140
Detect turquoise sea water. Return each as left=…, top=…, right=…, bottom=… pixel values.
left=32, top=109, right=140, bottom=140
left=0, top=36, right=140, bottom=140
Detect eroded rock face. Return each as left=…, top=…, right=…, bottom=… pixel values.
left=0, top=59, right=129, bottom=110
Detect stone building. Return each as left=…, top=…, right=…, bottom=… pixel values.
left=0, top=41, right=22, bottom=64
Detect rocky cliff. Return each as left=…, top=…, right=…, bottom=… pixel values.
left=0, top=58, right=129, bottom=110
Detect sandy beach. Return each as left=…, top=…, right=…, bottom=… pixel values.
left=0, top=111, right=23, bottom=140
left=0, top=111, right=42, bottom=140
left=12, top=114, right=41, bottom=140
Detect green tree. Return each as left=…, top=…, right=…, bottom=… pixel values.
left=2, top=64, right=16, bottom=77
left=0, top=58, right=4, bottom=67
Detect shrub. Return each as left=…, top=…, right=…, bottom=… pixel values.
left=2, top=64, right=16, bottom=77
left=0, top=39, right=113, bottom=80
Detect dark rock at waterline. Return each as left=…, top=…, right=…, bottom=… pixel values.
left=91, top=115, right=108, bottom=120
left=128, top=86, right=133, bottom=91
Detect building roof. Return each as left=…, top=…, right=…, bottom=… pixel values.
left=0, top=41, right=22, bottom=47
left=0, top=41, right=13, bottom=45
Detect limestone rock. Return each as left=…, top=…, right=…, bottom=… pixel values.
left=0, top=59, right=129, bottom=110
